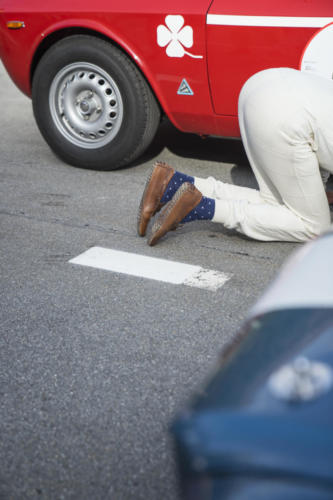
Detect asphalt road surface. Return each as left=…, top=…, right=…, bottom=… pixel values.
left=0, top=61, right=299, bottom=499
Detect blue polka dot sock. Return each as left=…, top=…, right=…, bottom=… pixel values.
left=160, top=171, right=194, bottom=204
left=181, top=196, right=215, bottom=223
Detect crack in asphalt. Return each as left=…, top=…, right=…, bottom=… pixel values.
left=0, top=208, right=128, bottom=236
left=200, top=243, right=272, bottom=261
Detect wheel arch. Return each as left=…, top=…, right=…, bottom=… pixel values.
left=30, top=26, right=164, bottom=117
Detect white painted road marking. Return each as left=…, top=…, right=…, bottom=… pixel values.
left=69, top=247, right=231, bottom=292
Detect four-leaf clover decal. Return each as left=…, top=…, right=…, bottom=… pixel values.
left=157, top=15, right=203, bottom=59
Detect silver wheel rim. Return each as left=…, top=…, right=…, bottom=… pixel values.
left=49, top=62, right=124, bottom=149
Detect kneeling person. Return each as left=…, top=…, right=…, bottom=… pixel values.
left=138, top=68, right=333, bottom=245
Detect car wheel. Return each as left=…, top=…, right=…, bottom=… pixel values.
left=32, top=35, right=161, bottom=170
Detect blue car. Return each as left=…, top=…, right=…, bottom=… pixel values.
left=172, top=230, right=333, bottom=500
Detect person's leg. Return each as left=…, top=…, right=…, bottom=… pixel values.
left=148, top=69, right=331, bottom=245
left=210, top=68, right=330, bottom=242
left=192, top=74, right=288, bottom=207
left=211, top=197, right=320, bottom=242
left=194, top=72, right=286, bottom=206
left=194, top=175, right=265, bottom=204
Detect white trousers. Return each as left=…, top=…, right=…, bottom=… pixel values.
left=195, top=68, right=333, bottom=242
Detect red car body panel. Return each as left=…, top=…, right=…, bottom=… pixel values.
left=207, top=0, right=333, bottom=118
left=0, top=0, right=332, bottom=138
left=207, top=25, right=314, bottom=117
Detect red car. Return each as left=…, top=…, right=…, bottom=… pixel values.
left=1, top=0, right=332, bottom=170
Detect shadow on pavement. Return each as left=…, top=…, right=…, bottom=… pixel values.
left=137, top=118, right=251, bottom=168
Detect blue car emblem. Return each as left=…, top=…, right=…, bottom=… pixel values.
left=177, top=79, right=194, bottom=95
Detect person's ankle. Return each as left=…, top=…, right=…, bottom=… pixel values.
left=181, top=196, right=215, bottom=223
left=160, top=171, right=194, bottom=204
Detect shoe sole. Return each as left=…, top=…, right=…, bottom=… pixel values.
left=148, top=182, right=194, bottom=246
left=137, top=164, right=155, bottom=236
left=137, top=162, right=174, bottom=237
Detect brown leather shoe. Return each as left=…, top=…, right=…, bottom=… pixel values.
left=137, top=161, right=175, bottom=236
left=148, top=182, right=202, bottom=246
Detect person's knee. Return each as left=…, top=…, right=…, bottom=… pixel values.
left=304, top=217, right=331, bottom=239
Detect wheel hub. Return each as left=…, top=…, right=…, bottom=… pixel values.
left=76, top=91, right=101, bottom=121
left=79, top=99, right=91, bottom=114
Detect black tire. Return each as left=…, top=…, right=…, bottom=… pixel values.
left=32, top=35, right=161, bottom=170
